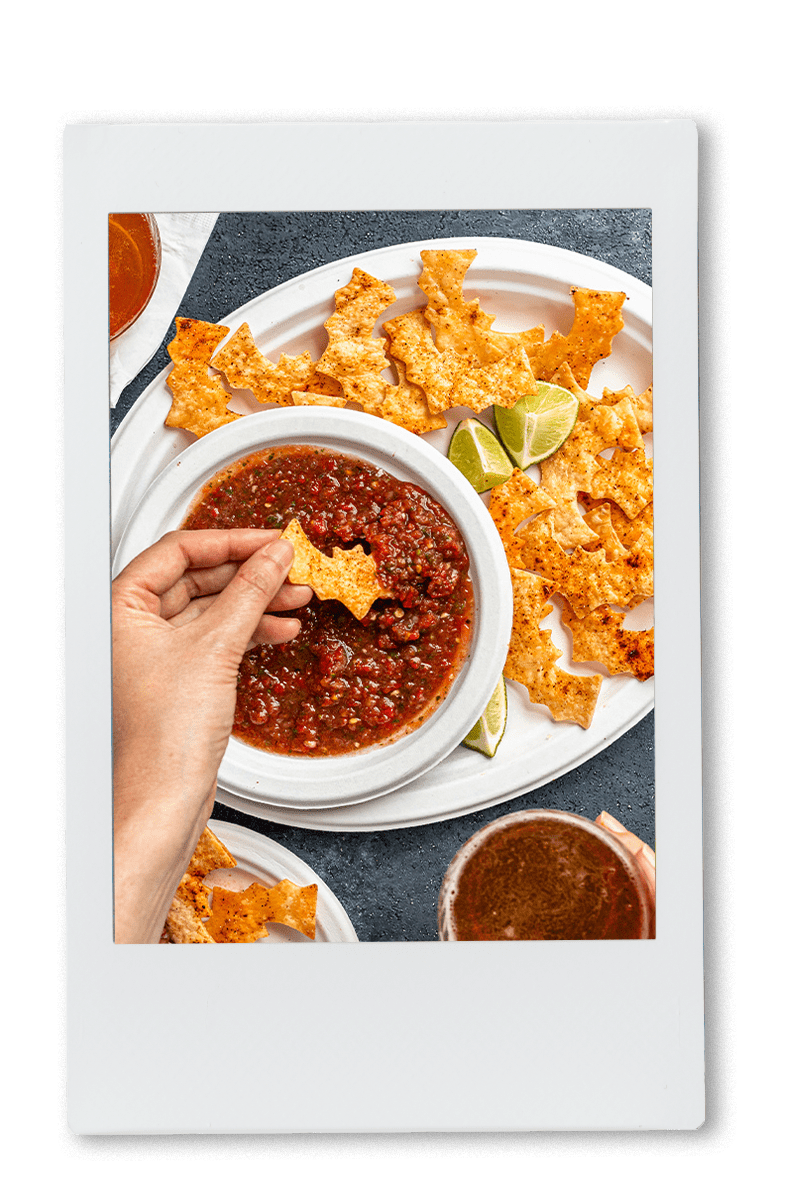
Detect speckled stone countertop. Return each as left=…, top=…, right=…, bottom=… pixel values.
left=111, top=209, right=653, bottom=942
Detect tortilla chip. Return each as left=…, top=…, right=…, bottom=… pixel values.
left=419, top=248, right=544, bottom=367
left=281, top=519, right=390, bottom=620
left=450, top=344, right=538, bottom=412
left=212, top=322, right=341, bottom=406
left=550, top=364, right=652, bottom=437
left=488, top=470, right=556, bottom=561
left=588, top=446, right=653, bottom=518
left=187, top=826, right=237, bottom=878
left=561, top=601, right=655, bottom=681
left=504, top=569, right=602, bottom=727
left=165, top=317, right=241, bottom=438
left=290, top=391, right=347, bottom=407
left=536, top=369, right=643, bottom=549
left=164, top=894, right=216, bottom=943
left=513, top=511, right=653, bottom=616
left=579, top=497, right=653, bottom=549
left=264, top=879, right=318, bottom=940
left=529, top=288, right=627, bottom=388
left=597, top=384, right=652, bottom=434
left=383, top=308, right=464, bottom=413
left=582, top=502, right=628, bottom=561
left=203, top=885, right=271, bottom=942
left=176, top=873, right=212, bottom=918
left=314, top=268, right=396, bottom=409
left=205, top=879, right=318, bottom=942
left=359, top=356, right=447, bottom=434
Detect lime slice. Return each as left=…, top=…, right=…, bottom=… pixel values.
left=493, top=382, right=580, bottom=469
left=462, top=676, right=508, bottom=758
left=448, top=418, right=514, bottom=494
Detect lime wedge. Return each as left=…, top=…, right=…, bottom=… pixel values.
left=448, top=418, right=514, bottom=494
left=462, top=676, right=508, bottom=758
left=493, top=382, right=580, bottom=469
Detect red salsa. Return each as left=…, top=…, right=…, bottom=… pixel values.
left=450, top=818, right=651, bottom=940
left=183, top=446, right=474, bottom=756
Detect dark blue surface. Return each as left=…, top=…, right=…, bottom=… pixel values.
left=111, top=210, right=654, bottom=941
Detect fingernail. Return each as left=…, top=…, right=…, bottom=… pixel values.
left=267, top=538, right=293, bottom=566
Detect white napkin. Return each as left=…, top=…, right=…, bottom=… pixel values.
left=109, top=212, right=219, bottom=407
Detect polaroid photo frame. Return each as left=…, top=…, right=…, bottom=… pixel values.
left=65, top=120, right=701, bottom=1133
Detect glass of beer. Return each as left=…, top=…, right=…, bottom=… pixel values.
left=108, top=213, right=162, bottom=340
left=438, top=809, right=655, bottom=941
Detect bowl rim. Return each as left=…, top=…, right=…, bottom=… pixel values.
left=112, top=407, right=514, bottom=810
left=437, top=808, right=655, bottom=940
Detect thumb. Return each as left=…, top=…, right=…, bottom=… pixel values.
left=198, top=536, right=294, bottom=656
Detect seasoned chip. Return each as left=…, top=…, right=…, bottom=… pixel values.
left=164, top=894, right=216, bottom=943
left=488, top=470, right=556, bottom=561
left=281, top=519, right=390, bottom=620
left=290, top=390, right=347, bottom=407
left=537, top=372, right=643, bottom=549
left=451, top=344, right=538, bottom=412
left=212, top=322, right=342, bottom=406
left=579, top=497, right=653, bottom=550
left=561, top=601, right=655, bottom=681
left=360, top=356, right=447, bottom=434
left=598, top=384, right=652, bottom=434
left=550, top=363, right=653, bottom=436
left=187, top=826, right=237, bottom=878
left=419, top=248, right=543, bottom=367
left=205, top=879, right=318, bottom=942
left=513, top=511, right=653, bottom=616
left=203, top=885, right=271, bottom=942
left=165, top=317, right=241, bottom=438
left=529, top=288, right=627, bottom=388
left=162, top=826, right=236, bottom=941
left=504, top=569, right=602, bottom=727
left=264, top=879, right=318, bottom=940
left=314, top=268, right=396, bottom=408
left=383, top=308, right=464, bottom=413
left=582, top=502, right=628, bottom=561
left=176, top=873, right=212, bottom=918
left=588, top=446, right=653, bottom=518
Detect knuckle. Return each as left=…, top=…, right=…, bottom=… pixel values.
left=238, top=555, right=281, bottom=598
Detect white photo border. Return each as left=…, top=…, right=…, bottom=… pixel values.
left=65, top=120, right=701, bottom=1133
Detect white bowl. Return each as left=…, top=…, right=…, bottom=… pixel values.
left=113, top=408, right=513, bottom=809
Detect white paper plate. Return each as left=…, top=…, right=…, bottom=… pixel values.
left=112, top=236, right=653, bottom=832
left=204, top=820, right=358, bottom=942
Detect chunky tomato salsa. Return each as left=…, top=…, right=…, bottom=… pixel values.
left=183, top=446, right=474, bottom=756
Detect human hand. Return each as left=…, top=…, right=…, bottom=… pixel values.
left=595, top=810, right=656, bottom=912
left=112, top=528, right=311, bottom=942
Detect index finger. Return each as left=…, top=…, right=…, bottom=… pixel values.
left=113, top=529, right=283, bottom=598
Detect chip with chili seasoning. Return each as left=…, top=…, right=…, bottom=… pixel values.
left=211, top=321, right=343, bottom=407
left=162, top=826, right=318, bottom=944
left=488, top=469, right=556, bottom=562
left=164, top=894, right=216, bottom=943
left=504, top=569, right=602, bottom=728
left=165, top=317, right=241, bottom=439
left=513, top=511, right=654, bottom=617
left=205, top=879, right=318, bottom=942
left=560, top=600, right=655, bottom=682
left=528, top=288, right=627, bottom=388
left=281, top=518, right=392, bottom=620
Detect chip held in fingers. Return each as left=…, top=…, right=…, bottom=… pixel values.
left=280, top=518, right=392, bottom=620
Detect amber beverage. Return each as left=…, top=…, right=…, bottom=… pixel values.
left=108, top=213, right=161, bottom=340
left=438, top=809, right=654, bottom=941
